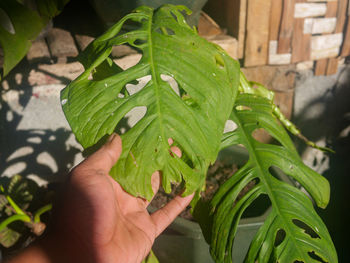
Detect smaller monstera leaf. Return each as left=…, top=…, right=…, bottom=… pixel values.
left=7, top=175, right=36, bottom=210
left=206, top=94, right=337, bottom=263
left=61, top=5, right=240, bottom=200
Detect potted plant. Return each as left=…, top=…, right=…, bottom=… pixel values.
left=0, top=175, right=52, bottom=261
left=60, top=5, right=337, bottom=262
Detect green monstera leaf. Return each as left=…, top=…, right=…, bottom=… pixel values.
left=61, top=5, right=240, bottom=199
left=207, top=93, right=337, bottom=263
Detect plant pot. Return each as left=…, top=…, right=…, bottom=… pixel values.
left=153, top=211, right=268, bottom=263
left=88, top=0, right=208, bottom=28
left=152, top=145, right=293, bottom=263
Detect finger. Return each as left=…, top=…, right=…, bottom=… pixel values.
left=170, top=146, right=181, bottom=158
left=151, top=193, right=194, bottom=236
left=141, top=171, right=161, bottom=207
left=76, top=133, right=122, bottom=173
left=151, top=171, right=161, bottom=196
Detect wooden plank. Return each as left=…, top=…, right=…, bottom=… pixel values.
left=269, top=0, right=283, bottom=40
left=237, top=0, right=247, bottom=58
left=206, top=35, right=239, bottom=59
left=269, top=40, right=292, bottom=64
left=204, top=0, right=247, bottom=59
left=292, top=18, right=311, bottom=63
left=307, top=0, right=338, bottom=2
left=244, top=0, right=272, bottom=66
left=322, top=2, right=338, bottom=76
left=341, top=19, right=350, bottom=56
left=326, top=1, right=338, bottom=17
left=296, top=60, right=314, bottom=70
left=197, top=12, right=224, bottom=36
left=322, top=2, right=339, bottom=76
left=326, top=57, right=339, bottom=75
left=314, top=59, right=328, bottom=76
left=294, top=3, right=327, bottom=18
left=303, top=18, right=337, bottom=34
left=311, top=33, right=342, bottom=59
left=335, top=0, right=348, bottom=33
left=278, top=0, right=295, bottom=53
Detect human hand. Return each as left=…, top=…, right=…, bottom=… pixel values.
left=7, top=134, right=193, bottom=263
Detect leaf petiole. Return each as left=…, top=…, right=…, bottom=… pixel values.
left=34, top=204, right=52, bottom=223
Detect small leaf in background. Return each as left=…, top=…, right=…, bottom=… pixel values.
left=0, top=0, right=70, bottom=79
left=7, top=175, right=36, bottom=210
left=0, top=0, right=44, bottom=78
left=0, top=227, right=21, bottom=248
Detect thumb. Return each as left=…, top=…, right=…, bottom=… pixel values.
left=76, top=134, right=122, bottom=173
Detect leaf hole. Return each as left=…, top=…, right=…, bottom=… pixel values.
left=124, top=106, right=147, bottom=128
left=235, top=105, right=252, bottom=111
left=223, top=120, right=237, bottom=133
left=308, top=251, right=328, bottom=263
left=252, top=128, right=273, bottom=144
left=125, top=75, right=152, bottom=96
left=214, top=54, right=225, bottom=69
left=164, top=27, right=175, bottom=35
left=132, top=39, right=147, bottom=48
left=114, top=54, right=142, bottom=70
left=251, top=127, right=283, bottom=146
left=0, top=8, right=15, bottom=34
left=242, top=191, right=271, bottom=218
left=274, top=229, right=286, bottom=247
left=160, top=74, right=180, bottom=96
left=170, top=11, right=178, bottom=22
left=292, top=219, right=320, bottom=239
left=154, top=27, right=175, bottom=36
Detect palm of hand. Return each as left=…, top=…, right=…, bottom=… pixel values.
left=54, top=135, right=192, bottom=263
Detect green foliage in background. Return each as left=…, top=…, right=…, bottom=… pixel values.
left=0, top=0, right=69, bottom=80
left=208, top=91, right=336, bottom=262
left=0, top=175, right=52, bottom=248
left=61, top=4, right=337, bottom=263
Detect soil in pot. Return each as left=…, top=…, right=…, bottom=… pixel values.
left=150, top=160, right=255, bottom=221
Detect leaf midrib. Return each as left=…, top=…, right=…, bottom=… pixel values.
left=147, top=10, right=166, bottom=150
left=234, top=112, right=305, bottom=260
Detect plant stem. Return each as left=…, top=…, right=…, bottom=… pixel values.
left=34, top=204, right=52, bottom=223
left=0, top=185, right=27, bottom=216
left=0, top=214, right=31, bottom=231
